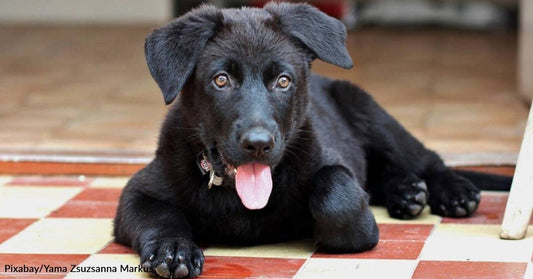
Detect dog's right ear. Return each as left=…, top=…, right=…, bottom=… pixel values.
left=145, top=5, right=221, bottom=104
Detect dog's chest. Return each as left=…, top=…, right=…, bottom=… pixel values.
left=187, top=194, right=313, bottom=244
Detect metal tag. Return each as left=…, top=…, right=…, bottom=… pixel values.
left=199, top=152, right=224, bottom=189
left=208, top=169, right=224, bottom=189
left=197, top=154, right=211, bottom=175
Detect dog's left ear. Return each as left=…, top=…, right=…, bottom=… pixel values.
left=145, top=5, right=221, bottom=104
left=264, top=2, right=353, bottom=69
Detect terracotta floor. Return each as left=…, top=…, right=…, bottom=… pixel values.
left=0, top=26, right=529, bottom=166
left=0, top=175, right=530, bottom=278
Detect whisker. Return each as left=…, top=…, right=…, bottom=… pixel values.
left=293, top=128, right=314, bottom=134
left=181, top=133, right=202, bottom=144
left=173, top=126, right=202, bottom=131
left=213, top=141, right=232, bottom=149
left=283, top=148, right=303, bottom=162
left=285, top=143, right=311, bottom=157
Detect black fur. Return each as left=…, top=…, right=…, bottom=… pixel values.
left=114, top=3, right=506, bottom=278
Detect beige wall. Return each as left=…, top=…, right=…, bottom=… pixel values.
left=520, top=0, right=533, bottom=101
left=0, top=0, right=172, bottom=24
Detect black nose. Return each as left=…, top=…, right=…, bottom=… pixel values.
left=240, top=128, right=274, bottom=157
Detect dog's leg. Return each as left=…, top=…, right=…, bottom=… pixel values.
left=364, top=103, right=481, bottom=218
left=309, top=165, right=379, bottom=253
left=422, top=162, right=481, bottom=217
left=374, top=152, right=480, bottom=218
left=114, top=169, right=203, bottom=279
left=328, top=81, right=480, bottom=218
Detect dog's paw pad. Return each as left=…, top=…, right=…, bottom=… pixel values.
left=174, top=263, right=189, bottom=278
left=155, top=262, right=170, bottom=278
left=386, top=179, right=428, bottom=220
left=429, top=177, right=480, bottom=218
left=140, top=237, right=204, bottom=278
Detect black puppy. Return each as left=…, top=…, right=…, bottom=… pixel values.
left=114, top=2, right=486, bottom=278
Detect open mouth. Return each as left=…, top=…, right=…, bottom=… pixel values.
left=207, top=146, right=273, bottom=210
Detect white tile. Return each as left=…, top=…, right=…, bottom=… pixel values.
left=0, top=176, right=13, bottom=186
left=0, top=186, right=83, bottom=218
left=66, top=254, right=150, bottom=279
left=91, top=177, right=129, bottom=189
left=0, top=218, right=113, bottom=254
left=371, top=206, right=442, bottom=224
left=524, top=263, right=533, bottom=279
left=295, top=258, right=417, bottom=279
left=204, top=239, right=315, bottom=259
left=421, top=224, right=533, bottom=262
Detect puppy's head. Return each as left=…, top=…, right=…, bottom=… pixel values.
left=146, top=2, right=352, bottom=209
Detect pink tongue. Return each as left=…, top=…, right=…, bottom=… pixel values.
left=235, top=163, right=272, bottom=210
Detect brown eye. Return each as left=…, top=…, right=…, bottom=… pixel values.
left=214, top=74, right=229, bottom=88
left=277, top=76, right=290, bottom=89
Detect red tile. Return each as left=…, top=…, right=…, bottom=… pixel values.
left=454, top=166, right=515, bottom=177
left=0, top=254, right=89, bottom=274
left=0, top=218, right=37, bottom=244
left=0, top=161, right=143, bottom=176
left=413, top=261, right=528, bottom=279
left=48, top=188, right=122, bottom=218
left=200, top=256, right=305, bottom=278
left=71, top=188, right=122, bottom=202
left=48, top=201, right=118, bottom=218
left=313, top=240, right=424, bottom=260
left=7, top=176, right=93, bottom=187
left=98, top=242, right=136, bottom=254
left=378, top=224, right=434, bottom=241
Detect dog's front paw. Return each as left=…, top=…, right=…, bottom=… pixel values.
left=428, top=175, right=481, bottom=218
left=386, top=178, right=428, bottom=219
left=140, top=237, right=204, bottom=278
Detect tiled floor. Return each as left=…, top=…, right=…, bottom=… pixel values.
left=0, top=175, right=531, bottom=279
left=0, top=26, right=529, bottom=166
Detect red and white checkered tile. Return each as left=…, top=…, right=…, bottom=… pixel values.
left=0, top=175, right=531, bottom=278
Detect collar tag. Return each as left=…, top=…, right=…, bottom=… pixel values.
left=198, top=153, right=224, bottom=189
left=208, top=170, right=224, bottom=189
left=197, top=153, right=211, bottom=176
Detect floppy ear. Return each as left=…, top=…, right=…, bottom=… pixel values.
left=145, top=5, right=221, bottom=104
left=264, top=2, right=353, bottom=69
